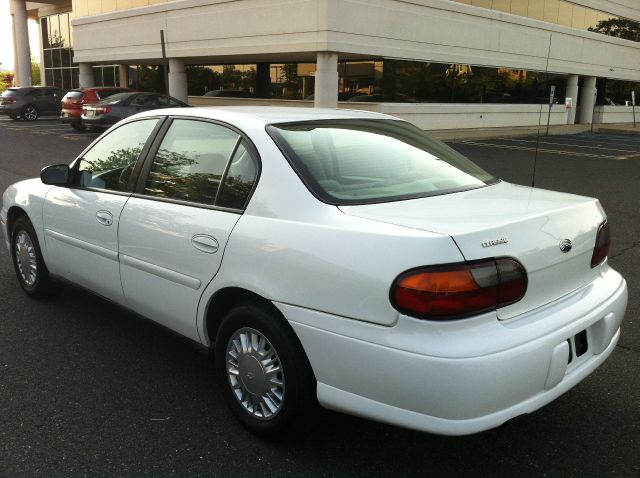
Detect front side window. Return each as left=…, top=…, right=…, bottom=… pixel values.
left=77, top=118, right=159, bottom=192
left=267, top=119, right=497, bottom=205
left=143, top=119, right=240, bottom=205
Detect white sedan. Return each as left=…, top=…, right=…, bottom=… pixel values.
left=1, top=107, right=627, bottom=436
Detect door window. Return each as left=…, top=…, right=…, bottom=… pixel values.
left=143, top=119, right=240, bottom=205
left=77, top=118, right=160, bottom=192
left=216, top=142, right=259, bottom=209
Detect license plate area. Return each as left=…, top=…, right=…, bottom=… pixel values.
left=567, top=330, right=589, bottom=364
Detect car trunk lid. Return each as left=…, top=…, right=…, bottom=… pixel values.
left=339, top=182, right=605, bottom=320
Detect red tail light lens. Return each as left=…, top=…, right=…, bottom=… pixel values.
left=96, top=106, right=111, bottom=114
left=591, top=220, right=610, bottom=268
left=390, top=258, right=527, bottom=320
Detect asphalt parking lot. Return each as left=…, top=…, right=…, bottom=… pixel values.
left=0, top=118, right=638, bottom=477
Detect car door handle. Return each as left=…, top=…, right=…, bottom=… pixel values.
left=191, top=234, right=219, bottom=254
left=96, top=210, right=114, bottom=226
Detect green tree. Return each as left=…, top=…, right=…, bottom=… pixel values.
left=589, top=19, right=640, bottom=42
left=31, top=56, right=41, bottom=86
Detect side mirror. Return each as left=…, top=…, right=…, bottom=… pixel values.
left=40, top=164, right=70, bottom=186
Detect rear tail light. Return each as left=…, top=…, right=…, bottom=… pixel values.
left=390, top=258, right=527, bottom=320
left=591, top=220, right=610, bottom=268
left=96, top=106, right=111, bottom=114
left=2, top=98, right=16, bottom=103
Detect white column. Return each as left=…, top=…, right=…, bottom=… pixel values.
left=578, top=76, right=597, bottom=124
left=11, top=0, right=32, bottom=86
left=118, top=64, right=129, bottom=88
left=78, top=63, right=94, bottom=87
left=168, top=58, right=187, bottom=103
left=314, top=52, right=338, bottom=108
left=565, top=74, right=579, bottom=125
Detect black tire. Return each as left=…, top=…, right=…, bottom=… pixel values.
left=9, top=113, right=20, bottom=120
left=215, top=302, right=317, bottom=437
left=10, top=216, right=59, bottom=298
left=71, top=121, right=86, bottom=131
left=20, top=104, right=39, bottom=121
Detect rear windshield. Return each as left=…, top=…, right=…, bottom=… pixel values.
left=1, top=89, right=24, bottom=97
left=267, top=119, right=498, bottom=205
left=97, top=89, right=128, bottom=100
left=98, top=92, right=132, bottom=104
left=63, top=90, right=83, bottom=99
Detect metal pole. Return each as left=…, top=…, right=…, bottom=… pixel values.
left=546, top=84, right=555, bottom=136
left=632, top=91, right=636, bottom=128
left=590, top=87, right=597, bottom=133
left=160, top=30, right=170, bottom=106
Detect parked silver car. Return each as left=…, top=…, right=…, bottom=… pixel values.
left=0, top=86, right=66, bottom=121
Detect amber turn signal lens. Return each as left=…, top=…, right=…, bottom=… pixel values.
left=391, top=259, right=527, bottom=320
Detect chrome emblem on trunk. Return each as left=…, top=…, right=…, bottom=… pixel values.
left=481, top=238, right=508, bottom=248
left=559, top=239, right=573, bottom=253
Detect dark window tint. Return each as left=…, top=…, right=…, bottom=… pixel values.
left=268, top=119, right=497, bottom=205
left=217, top=142, right=258, bottom=209
left=78, top=119, right=159, bottom=192
left=143, top=120, right=239, bottom=205
left=131, top=94, right=155, bottom=106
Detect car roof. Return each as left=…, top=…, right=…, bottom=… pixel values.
left=134, top=106, right=396, bottom=125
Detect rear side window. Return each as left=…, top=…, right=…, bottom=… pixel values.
left=143, top=119, right=240, bottom=205
left=77, top=119, right=160, bottom=192
left=1, top=89, right=24, bottom=97
left=217, top=142, right=258, bottom=209
left=267, top=119, right=497, bottom=205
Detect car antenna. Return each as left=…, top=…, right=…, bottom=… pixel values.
left=532, top=33, right=553, bottom=188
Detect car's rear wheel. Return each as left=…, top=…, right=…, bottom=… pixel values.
left=10, top=216, right=58, bottom=298
left=215, top=302, right=316, bottom=437
left=71, top=121, right=85, bottom=131
left=21, top=105, right=39, bottom=121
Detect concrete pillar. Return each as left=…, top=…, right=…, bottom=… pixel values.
left=314, top=52, right=339, bottom=108
left=118, top=65, right=129, bottom=88
left=78, top=63, right=95, bottom=87
left=578, top=76, right=597, bottom=124
left=255, top=63, right=271, bottom=98
left=565, top=74, right=579, bottom=125
left=168, top=58, right=187, bottom=103
left=11, top=0, right=32, bottom=86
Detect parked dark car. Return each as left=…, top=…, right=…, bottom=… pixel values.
left=347, top=93, right=416, bottom=103
left=0, top=86, right=66, bottom=121
left=203, top=89, right=252, bottom=98
left=81, top=92, right=188, bottom=128
left=61, top=87, right=134, bottom=130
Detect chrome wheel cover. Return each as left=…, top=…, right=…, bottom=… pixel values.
left=14, top=231, right=37, bottom=286
left=23, top=106, right=37, bottom=121
left=226, top=327, right=285, bottom=420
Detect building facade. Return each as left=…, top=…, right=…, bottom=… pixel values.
left=10, top=0, right=640, bottom=129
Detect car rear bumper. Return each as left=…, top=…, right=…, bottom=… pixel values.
left=276, top=265, right=627, bottom=435
left=60, top=110, right=81, bottom=123
left=0, top=105, right=20, bottom=115
left=81, top=115, right=113, bottom=127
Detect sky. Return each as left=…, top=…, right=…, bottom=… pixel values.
left=0, top=0, right=41, bottom=71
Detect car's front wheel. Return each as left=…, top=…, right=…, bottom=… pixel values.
left=21, top=105, right=39, bottom=121
left=215, top=302, right=316, bottom=437
left=70, top=121, right=85, bottom=131
left=10, top=216, right=58, bottom=298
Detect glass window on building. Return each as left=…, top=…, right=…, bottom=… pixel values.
left=452, top=0, right=640, bottom=42
left=41, top=12, right=79, bottom=89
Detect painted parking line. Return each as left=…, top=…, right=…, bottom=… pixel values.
left=494, top=137, right=638, bottom=154
left=459, top=141, right=636, bottom=160
left=562, top=134, right=640, bottom=147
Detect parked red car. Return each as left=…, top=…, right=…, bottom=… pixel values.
left=60, top=87, right=134, bottom=130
